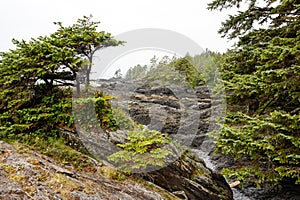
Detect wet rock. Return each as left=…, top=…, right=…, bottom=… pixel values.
left=210, top=152, right=300, bottom=200
left=135, top=85, right=176, bottom=97
left=98, top=80, right=217, bottom=150
left=195, top=85, right=211, bottom=99
left=97, top=80, right=234, bottom=199
left=232, top=181, right=300, bottom=200
left=172, top=190, right=188, bottom=199
left=129, top=102, right=151, bottom=125
left=108, top=129, right=129, bottom=145
left=97, top=79, right=300, bottom=200
left=145, top=152, right=233, bottom=200
left=191, top=135, right=208, bottom=147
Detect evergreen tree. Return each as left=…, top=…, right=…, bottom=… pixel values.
left=50, top=15, right=123, bottom=92
left=125, top=64, right=148, bottom=80
left=192, top=50, right=223, bottom=85
left=208, top=0, right=300, bottom=186
left=0, top=16, right=122, bottom=139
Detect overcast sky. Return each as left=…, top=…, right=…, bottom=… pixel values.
left=0, top=0, right=236, bottom=53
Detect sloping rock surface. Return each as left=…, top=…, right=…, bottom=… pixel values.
left=0, top=140, right=233, bottom=200
left=0, top=141, right=170, bottom=200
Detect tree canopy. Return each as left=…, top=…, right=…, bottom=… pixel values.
left=208, top=0, right=300, bottom=186
left=124, top=54, right=212, bottom=88
left=0, top=16, right=122, bottom=139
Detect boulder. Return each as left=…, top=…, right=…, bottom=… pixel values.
left=144, top=151, right=233, bottom=200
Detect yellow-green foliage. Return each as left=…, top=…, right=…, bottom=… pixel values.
left=73, top=90, right=119, bottom=131
left=108, top=129, right=173, bottom=172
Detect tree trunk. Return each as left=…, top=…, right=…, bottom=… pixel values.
left=86, top=56, right=93, bottom=86
left=76, top=76, right=80, bottom=95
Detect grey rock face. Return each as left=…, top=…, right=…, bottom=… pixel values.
left=126, top=83, right=220, bottom=150
left=145, top=152, right=233, bottom=200
left=0, top=176, right=29, bottom=200
left=96, top=79, right=300, bottom=200
left=0, top=141, right=170, bottom=200
left=96, top=80, right=233, bottom=200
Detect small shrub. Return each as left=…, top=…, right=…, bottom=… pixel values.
left=108, top=129, right=173, bottom=173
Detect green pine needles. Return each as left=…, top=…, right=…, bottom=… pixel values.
left=108, top=129, right=173, bottom=173
left=209, top=0, right=300, bottom=187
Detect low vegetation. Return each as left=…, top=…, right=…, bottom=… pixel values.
left=108, top=129, right=173, bottom=172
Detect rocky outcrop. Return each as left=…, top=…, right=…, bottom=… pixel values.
left=99, top=80, right=222, bottom=150
left=0, top=139, right=233, bottom=200
left=233, top=182, right=300, bottom=200
left=131, top=84, right=223, bottom=150
left=95, top=80, right=233, bottom=199
left=68, top=128, right=234, bottom=199
left=97, top=79, right=300, bottom=200
left=144, top=151, right=233, bottom=200
left=0, top=141, right=175, bottom=200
